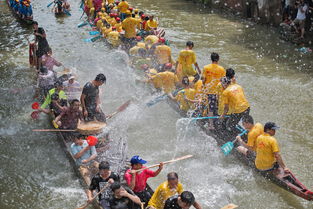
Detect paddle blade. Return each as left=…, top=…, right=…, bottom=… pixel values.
left=117, top=100, right=131, bottom=112
left=63, top=9, right=71, bottom=16
left=146, top=94, right=167, bottom=107
left=221, top=204, right=238, bottom=209
left=77, top=22, right=88, bottom=28
left=47, top=1, right=54, bottom=7
left=83, top=35, right=101, bottom=42
left=221, top=142, right=234, bottom=156
left=32, top=102, right=39, bottom=110
left=31, top=111, right=40, bottom=120
left=89, top=31, right=100, bottom=35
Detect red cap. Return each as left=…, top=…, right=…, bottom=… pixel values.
left=110, top=13, right=114, bottom=17
left=165, top=63, right=172, bottom=69
left=129, top=7, right=133, bottom=11
left=141, top=14, right=145, bottom=18
left=112, top=26, right=116, bottom=29
left=116, top=17, right=121, bottom=21
left=32, top=102, right=40, bottom=109
left=86, top=136, right=98, bottom=146
left=158, top=38, right=165, bottom=43
left=136, top=36, right=142, bottom=41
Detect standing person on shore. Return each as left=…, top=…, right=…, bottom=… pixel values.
left=33, top=21, right=50, bottom=71
left=175, top=41, right=201, bottom=82
left=80, top=73, right=106, bottom=122
left=87, top=161, right=120, bottom=209
left=124, top=155, right=164, bottom=205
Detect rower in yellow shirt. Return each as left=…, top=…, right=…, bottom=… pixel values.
left=220, top=76, right=250, bottom=132
left=129, top=41, right=146, bottom=56
left=101, top=24, right=112, bottom=38
left=145, top=15, right=158, bottom=31
left=170, top=76, right=196, bottom=112
left=117, top=0, right=129, bottom=20
left=154, top=38, right=172, bottom=71
left=114, top=17, right=123, bottom=32
left=144, top=35, right=159, bottom=46
left=107, top=27, right=120, bottom=48
left=146, top=64, right=178, bottom=94
left=255, top=122, right=290, bottom=173
left=147, top=172, right=184, bottom=209
left=236, top=115, right=264, bottom=157
left=175, top=41, right=201, bottom=82
left=202, top=52, right=225, bottom=116
left=122, top=13, right=140, bottom=39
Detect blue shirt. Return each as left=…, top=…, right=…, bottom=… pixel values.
left=70, top=140, right=97, bottom=166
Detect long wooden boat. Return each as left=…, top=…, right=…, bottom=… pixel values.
left=164, top=96, right=313, bottom=201
left=6, top=0, right=33, bottom=25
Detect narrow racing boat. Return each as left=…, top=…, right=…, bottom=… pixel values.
left=6, top=0, right=33, bottom=25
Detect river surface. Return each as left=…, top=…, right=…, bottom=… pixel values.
left=0, top=0, right=313, bottom=208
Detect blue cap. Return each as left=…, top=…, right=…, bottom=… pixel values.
left=130, top=155, right=147, bottom=165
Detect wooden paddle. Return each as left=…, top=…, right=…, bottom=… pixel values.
left=33, top=129, right=75, bottom=132
left=131, top=155, right=193, bottom=174
left=106, top=100, right=131, bottom=119
left=76, top=184, right=110, bottom=209
left=220, top=203, right=238, bottom=209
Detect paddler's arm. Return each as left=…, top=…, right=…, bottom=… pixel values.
left=82, top=146, right=97, bottom=163
left=193, top=201, right=202, bottom=209
left=120, top=188, right=142, bottom=205
left=194, top=62, right=201, bottom=75
left=73, top=146, right=90, bottom=159
left=129, top=172, right=136, bottom=190
left=40, top=92, right=51, bottom=109
left=236, top=136, right=253, bottom=151
left=153, top=162, right=164, bottom=177
left=274, top=152, right=290, bottom=173
left=80, top=93, right=88, bottom=118
left=95, top=93, right=101, bottom=112
left=86, top=189, right=94, bottom=203
left=220, top=104, right=229, bottom=118
left=53, top=114, right=62, bottom=124
left=174, top=61, right=179, bottom=74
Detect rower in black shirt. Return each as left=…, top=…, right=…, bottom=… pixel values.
left=32, top=21, right=50, bottom=71
left=87, top=161, right=120, bottom=209
left=109, top=182, right=142, bottom=209
left=164, top=191, right=202, bottom=209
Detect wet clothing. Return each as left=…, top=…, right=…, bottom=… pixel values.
left=59, top=107, right=83, bottom=129
left=70, top=140, right=97, bottom=166
left=82, top=82, right=106, bottom=122
left=154, top=45, right=171, bottom=65
left=163, top=195, right=181, bottom=209
left=37, top=70, right=55, bottom=96
left=124, top=167, right=156, bottom=193
left=35, top=27, right=49, bottom=58
left=109, top=187, right=139, bottom=209
left=148, top=181, right=183, bottom=209
left=175, top=88, right=196, bottom=112
left=177, top=49, right=197, bottom=77
left=247, top=123, right=264, bottom=151
left=122, top=17, right=140, bottom=38
left=222, top=83, right=250, bottom=114
left=255, top=133, right=280, bottom=170
left=63, top=80, right=81, bottom=101
left=202, top=63, right=225, bottom=94
left=41, top=88, right=67, bottom=109
left=89, top=172, right=120, bottom=202
left=41, top=55, right=61, bottom=71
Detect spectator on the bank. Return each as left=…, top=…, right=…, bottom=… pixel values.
left=292, top=0, right=308, bottom=38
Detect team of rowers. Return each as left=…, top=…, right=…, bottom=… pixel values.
left=29, top=0, right=292, bottom=208
left=8, top=0, right=33, bottom=19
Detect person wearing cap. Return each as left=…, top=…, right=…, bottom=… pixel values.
left=153, top=38, right=172, bottom=71
left=39, top=92, right=67, bottom=116
left=144, top=34, right=159, bottom=46
left=107, top=26, right=121, bottom=48
left=164, top=191, right=202, bottom=209
left=53, top=99, right=83, bottom=129
left=117, top=0, right=129, bottom=20
left=147, top=172, right=184, bottom=209
left=63, top=75, right=81, bottom=102
left=255, top=122, right=290, bottom=173
left=175, top=41, right=201, bottom=83
left=81, top=73, right=107, bottom=122
left=236, top=115, right=264, bottom=157
left=87, top=161, right=120, bottom=209
left=220, top=76, right=250, bottom=132
left=201, top=52, right=225, bottom=119
left=114, top=17, right=123, bottom=32
left=40, top=80, right=67, bottom=109
left=71, top=133, right=98, bottom=185
left=101, top=23, right=112, bottom=38
left=169, top=76, right=197, bottom=112
left=124, top=155, right=164, bottom=205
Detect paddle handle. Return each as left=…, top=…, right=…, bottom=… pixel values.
left=133, top=155, right=193, bottom=173
left=77, top=184, right=110, bottom=209
left=192, top=116, right=230, bottom=120
left=33, top=129, right=75, bottom=132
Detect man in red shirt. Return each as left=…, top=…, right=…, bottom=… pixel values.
left=124, top=155, right=163, bottom=205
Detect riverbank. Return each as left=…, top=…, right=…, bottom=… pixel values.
left=188, top=0, right=313, bottom=47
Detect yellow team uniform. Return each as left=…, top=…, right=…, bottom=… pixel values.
left=216, top=82, right=225, bottom=115
left=129, top=44, right=145, bottom=56
left=148, top=181, right=184, bottom=209
left=202, top=64, right=225, bottom=94
left=107, top=31, right=120, bottom=47
left=145, top=19, right=158, bottom=31
left=247, top=123, right=264, bottom=151
left=175, top=88, right=196, bottom=112
left=85, top=0, right=93, bottom=8
left=177, top=50, right=197, bottom=77
left=107, top=0, right=114, bottom=4
left=221, top=83, right=250, bottom=114
left=102, top=27, right=112, bottom=38
left=96, top=19, right=104, bottom=30
left=122, top=17, right=140, bottom=38
left=117, top=1, right=129, bottom=13
left=154, top=45, right=171, bottom=64
left=107, top=17, right=117, bottom=26
left=115, top=22, right=123, bottom=32
left=150, top=71, right=178, bottom=93
left=144, top=35, right=159, bottom=45
left=255, top=133, right=280, bottom=170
